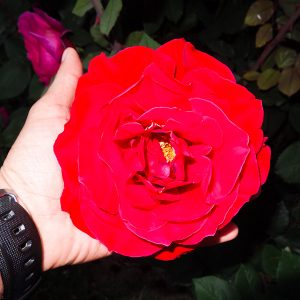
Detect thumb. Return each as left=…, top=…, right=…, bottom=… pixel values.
left=199, top=222, right=238, bottom=247
left=43, top=48, right=82, bottom=107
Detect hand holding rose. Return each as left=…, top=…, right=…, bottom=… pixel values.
left=0, top=47, right=238, bottom=282
left=55, top=40, right=270, bottom=260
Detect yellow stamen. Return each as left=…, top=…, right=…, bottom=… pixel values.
left=159, top=142, right=176, bottom=163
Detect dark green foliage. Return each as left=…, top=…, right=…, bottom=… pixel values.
left=0, top=0, right=300, bottom=299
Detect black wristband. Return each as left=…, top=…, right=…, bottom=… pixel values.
left=0, top=191, right=42, bottom=300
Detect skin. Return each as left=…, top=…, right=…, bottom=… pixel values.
left=0, top=48, right=238, bottom=296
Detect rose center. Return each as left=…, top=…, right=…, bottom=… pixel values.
left=159, top=141, right=176, bottom=163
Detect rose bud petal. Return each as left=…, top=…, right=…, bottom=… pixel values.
left=54, top=39, right=271, bottom=260
left=18, top=8, right=71, bottom=85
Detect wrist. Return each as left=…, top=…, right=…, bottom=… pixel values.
left=0, top=189, right=42, bottom=299
left=0, top=170, right=49, bottom=271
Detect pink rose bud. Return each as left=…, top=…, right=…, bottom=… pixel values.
left=18, top=8, right=71, bottom=85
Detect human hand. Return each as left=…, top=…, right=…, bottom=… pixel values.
left=0, top=48, right=110, bottom=271
left=0, top=48, right=238, bottom=272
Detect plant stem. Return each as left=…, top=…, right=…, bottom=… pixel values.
left=252, top=4, right=300, bottom=71
left=90, top=0, right=104, bottom=19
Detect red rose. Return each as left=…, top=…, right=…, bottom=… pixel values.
left=18, top=8, right=71, bottom=85
left=54, top=39, right=271, bottom=260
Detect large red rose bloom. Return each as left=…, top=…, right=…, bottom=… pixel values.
left=54, top=39, right=271, bottom=260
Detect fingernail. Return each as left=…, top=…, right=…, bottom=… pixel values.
left=61, top=48, right=69, bottom=62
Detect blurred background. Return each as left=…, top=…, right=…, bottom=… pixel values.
left=1, top=0, right=300, bottom=299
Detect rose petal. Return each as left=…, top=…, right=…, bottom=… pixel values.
left=124, top=212, right=208, bottom=246
left=218, top=194, right=249, bottom=229
left=74, top=81, right=125, bottom=117
left=257, top=145, right=271, bottom=184
left=190, top=98, right=249, bottom=199
left=81, top=201, right=163, bottom=256
left=118, top=140, right=145, bottom=175
left=146, top=138, right=172, bottom=179
left=119, top=185, right=167, bottom=232
left=249, top=129, right=264, bottom=153
left=78, top=137, right=119, bottom=215
left=238, top=147, right=261, bottom=196
left=180, top=187, right=239, bottom=245
left=88, top=46, right=154, bottom=88
left=189, top=144, right=212, bottom=157
left=33, top=8, right=67, bottom=33
left=154, top=184, right=213, bottom=222
left=183, top=69, right=263, bottom=132
left=115, top=122, right=145, bottom=141
left=157, top=39, right=236, bottom=82
left=139, top=107, right=223, bottom=147
left=155, top=244, right=195, bottom=260
left=111, top=68, right=191, bottom=112
left=62, top=193, right=93, bottom=236
left=126, top=181, right=158, bottom=210
left=164, top=116, right=223, bottom=148
left=186, top=155, right=212, bottom=194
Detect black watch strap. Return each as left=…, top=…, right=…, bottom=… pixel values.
left=0, top=191, right=42, bottom=300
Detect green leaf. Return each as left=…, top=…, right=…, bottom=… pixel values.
left=257, top=68, right=280, bottom=90
left=295, top=54, right=300, bottom=74
left=3, top=1, right=30, bottom=15
left=278, top=67, right=300, bottom=97
left=0, top=107, right=28, bottom=148
left=261, top=50, right=276, bottom=71
left=279, top=0, right=300, bottom=16
left=28, top=75, right=45, bottom=102
left=275, top=47, right=297, bottom=69
left=262, top=244, right=281, bottom=278
left=267, top=201, right=290, bottom=236
left=275, top=141, right=300, bottom=184
left=289, top=103, right=300, bottom=133
left=276, top=228, right=300, bottom=252
left=206, top=40, right=235, bottom=58
left=165, top=0, right=184, bottom=23
left=143, top=2, right=165, bottom=35
left=261, top=88, right=287, bottom=107
left=277, top=250, right=300, bottom=295
left=193, top=276, right=238, bottom=300
left=256, top=23, right=273, bottom=48
left=245, top=0, right=274, bottom=26
left=234, top=264, right=261, bottom=300
left=90, top=24, right=109, bottom=47
left=276, top=15, right=288, bottom=29
left=125, top=31, right=160, bottom=49
left=0, top=60, right=31, bottom=100
left=287, top=21, right=300, bottom=42
left=176, top=0, right=199, bottom=33
left=70, top=29, right=93, bottom=47
left=291, top=199, right=300, bottom=222
left=4, top=36, right=26, bottom=61
left=0, top=10, right=9, bottom=36
left=263, top=107, right=287, bottom=137
left=72, top=0, right=93, bottom=17
left=243, top=71, right=260, bottom=81
left=100, top=0, right=123, bottom=36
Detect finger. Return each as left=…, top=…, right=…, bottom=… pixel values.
left=42, top=47, right=82, bottom=107
left=200, top=223, right=238, bottom=247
